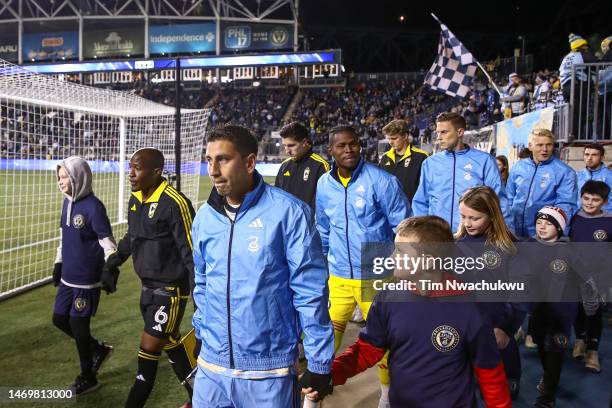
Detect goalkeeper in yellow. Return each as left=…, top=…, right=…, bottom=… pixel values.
left=315, top=126, right=411, bottom=408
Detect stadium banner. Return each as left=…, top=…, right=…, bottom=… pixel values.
left=221, top=22, right=293, bottom=52
left=1, top=159, right=281, bottom=177
left=83, top=27, right=144, bottom=59
left=495, top=107, right=554, bottom=167
left=22, top=31, right=78, bottom=61
left=0, top=26, right=18, bottom=62
left=149, top=23, right=216, bottom=54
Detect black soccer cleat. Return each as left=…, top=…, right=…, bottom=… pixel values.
left=72, top=374, right=100, bottom=395
left=92, top=342, right=114, bottom=374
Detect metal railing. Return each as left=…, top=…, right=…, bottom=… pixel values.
left=569, top=62, right=612, bottom=140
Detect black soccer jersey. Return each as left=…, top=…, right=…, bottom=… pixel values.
left=378, top=146, right=428, bottom=202
left=117, top=180, right=195, bottom=288
left=274, top=149, right=330, bottom=210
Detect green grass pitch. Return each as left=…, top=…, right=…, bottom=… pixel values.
left=0, top=174, right=274, bottom=407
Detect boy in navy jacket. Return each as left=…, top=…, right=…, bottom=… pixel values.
left=304, top=216, right=511, bottom=408
left=569, top=180, right=612, bottom=373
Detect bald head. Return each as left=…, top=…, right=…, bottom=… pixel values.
left=132, top=147, right=164, bottom=170
left=129, top=147, right=165, bottom=195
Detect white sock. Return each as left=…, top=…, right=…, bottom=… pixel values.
left=378, top=384, right=390, bottom=408
left=303, top=396, right=320, bottom=408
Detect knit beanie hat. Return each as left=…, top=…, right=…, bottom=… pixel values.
left=569, top=33, right=587, bottom=51
left=536, top=206, right=567, bottom=236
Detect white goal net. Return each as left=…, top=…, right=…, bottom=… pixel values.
left=0, top=59, right=210, bottom=299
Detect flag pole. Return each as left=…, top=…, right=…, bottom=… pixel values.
left=430, top=13, right=503, bottom=97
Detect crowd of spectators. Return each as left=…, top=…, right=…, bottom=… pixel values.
left=0, top=61, right=600, bottom=161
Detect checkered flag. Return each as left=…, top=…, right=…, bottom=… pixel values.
left=424, top=15, right=478, bottom=98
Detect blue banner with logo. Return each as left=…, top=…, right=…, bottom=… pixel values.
left=222, top=22, right=293, bottom=52
left=22, top=31, right=78, bottom=61
left=149, top=23, right=216, bottom=54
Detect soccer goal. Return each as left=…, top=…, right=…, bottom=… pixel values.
left=0, top=59, right=210, bottom=299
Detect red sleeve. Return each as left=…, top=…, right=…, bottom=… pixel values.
left=473, top=362, right=512, bottom=408
left=332, top=338, right=386, bottom=386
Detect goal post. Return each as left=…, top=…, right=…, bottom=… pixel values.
left=0, top=59, right=210, bottom=300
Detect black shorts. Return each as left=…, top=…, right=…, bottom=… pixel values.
left=140, top=285, right=188, bottom=339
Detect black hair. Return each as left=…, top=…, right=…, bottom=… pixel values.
left=279, top=121, right=309, bottom=142
left=328, top=125, right=360, bottom=146
left=581, top=180, right=610, bottom=200
left=207, top=124, right=258, bottom=156
left=584, top=143, right=605, bottom=156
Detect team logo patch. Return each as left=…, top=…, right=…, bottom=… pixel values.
left=72, top=214, right=85, bottom=229
left=74, top=297, right=87, bottom=312
left=270, top=27, right=289, bottom=46
left=355, top=198, right=366, bottom=208
left=482, top=250, right=502, bottom=269
left=540, top=173, right=550, bottom=189
left=552, top=333, right=569, bottom=348
left=431, top=325, right=460, bottom=352
left=148, top=203, right=158, bottom=219
left=549, top=259, right=568, bottom=274
left=303, top=167, right=310, bottom=181
left=247, top=236, right=260, bottom=253
left=404, top=158, right=411, bottom=167
left=463, top=173, right=472, bottom=181
left=593, top=229, right=607, bottom=241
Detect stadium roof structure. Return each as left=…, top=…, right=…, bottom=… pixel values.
left=0, top=58, right=198, bottom=117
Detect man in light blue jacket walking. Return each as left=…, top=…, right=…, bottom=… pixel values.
left=191, top=124, right=334, bottom=407
left=507, top=128, right=578, bottom=238
left=413, top=112, right=511, bottom=232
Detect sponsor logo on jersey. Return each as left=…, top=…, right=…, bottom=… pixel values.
left=72, top=214, right=85, bottom=229
left=540, top=173, right=550, bottom=189
left=464, top=163, right=473, bottom=170
left=431, top=325, right=460, bottom=352
left=248, top=218, right=264, bottom=228
left=131, top=204, right=137, bottom=211
left=148, top=203, right=158, bottom=218
left=593, top=229, right=607, bottom=241
left=284, top=170, right=291, bottom=176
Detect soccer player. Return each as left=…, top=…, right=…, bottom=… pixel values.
left=52, top=156, right=117, bottom=395
left=316, top=125, right=411, bottom=408
left=576, top=143, right=612, bottom=213
left=507, top=128, right=577, bottom=238
left=103, top=148, right=197, bottom=408
left=412, top=112, right=511, bottom=233
left=569, top=180, right=612, bottom=373
left=378, top=119, right=429, bottom=203
left=316, top=216, right=511, bottom=408
left=191, top=124, right=334, bottom=407
left=274, top=121, right=330, bottom=210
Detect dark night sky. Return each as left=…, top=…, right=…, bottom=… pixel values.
left=299, top=0, right=611, bottom=71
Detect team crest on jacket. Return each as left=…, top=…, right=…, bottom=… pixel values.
left=148, top=203, right=158, bottom=218
left=72, top=214, right=85, bottom=229
left=404, top=157, right=411, bottom=167
left=303, top=167, right=310, bottom=181
left=74, top=297, right=87, bottom=311
left=482, top=250, right=502, bottom=269
left=593, top=229, right=607, bottom=241
left=431, top=325, right=460, bottom=352
left=549, top=259, right=568, bottom=274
